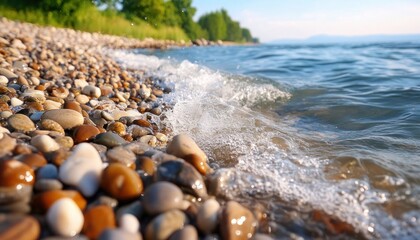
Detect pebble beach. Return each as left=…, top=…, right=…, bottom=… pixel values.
left=0, top=17, right=270, bottom=240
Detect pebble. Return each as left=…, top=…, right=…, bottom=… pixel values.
left=155, top=133, right=168, bottom=142
left=220, top=201, right=257, bottom=240
left=41, top=109, right=84, bottom=129
left=0, top=133, right=16, bottom=157
left=58, top=143, right=103, bottom=197
left=197, top=199, right=220, bottom=234
left=107, top=122, right=126, bottom=135
left=136, top=156, right=155, bottom=175
left=128, top=125, right=153, bottom=139
left=118, top=214, right=140, bottom=234
left=36, top=163, right=58, bottom=179
left=0, top=214, right=40, bottom=240
left=98, top=229, right=142, bottom=240
left=101, top=111, right=114, bottom=121
left=39, top=119, right=65, bottom=134
left=100, top=163, right=143, bottom=201
left=0, top=75, right=9, bottom=85
left=34, top=179, right=63, bottom=192
left=18, top=153, right=47, bottom=169
left=64, top=100, right=82, bottom=112
left=169, top=225, right=198, bottom=240
left=106, top=146, right=136, bottom=168
left=31, top=135, right=60, bottom=152
left=72, top=124, right=100, bottom=144
left=156, top=160, right=208, bottom=199
left=21, top=90, right=46, bottom=103
left=46, top=198, right=84, bottom=237
left=32, top=190, right=86, bottom=213
left=82, top=85, right=101, bottom=98
left=145, top=210, right=187, bottom=240
left=0, top=67, right=17, bottom=80
left=76, top=94, right=90, bottom=104
left=7, top=114, right=36, bottom=132
left=94, top=132, right=127, bottom=148
left=143, top=182, right=184, bottom=215
left=166, top=134, right=210, bottom=175
left=0, top=185, right=32, bottom=205
left=43, top=99, right=62, bottom=110
left=82, top=205, right=116, bottom=239
left=0, top=160, right=35, bottom=187
left=10, top=97, right=23, bottom=107
left=139, top=135, right=157, bottom=147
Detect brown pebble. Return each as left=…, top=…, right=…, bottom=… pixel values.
left=72, top=125, right=100, bottom=144
left=82, top=205, right=116, bottom=240
left=0, top=160, right=35, bottom=187
left=64, top=100, right=82, bottom=113
left=32, top=190, right=86, bottom=213
left=100, top=163, right=143, bottom=201
left=136, top=156, right=155, bottom=175
left=7, top=114, right=36, bottom=133
left=17, top=153, right=47, bottom=169
left=107, top=122, right=126, bottom=136
left=220, top=201, right=257, bottom=240
left=39, top=119, right=65, bottom=134
left=0, top=215, right=40, bottom=240
left=132, top=119, right=151, bottom=128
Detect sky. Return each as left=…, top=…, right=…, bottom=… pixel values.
left=193, top=0, right=420, bottom=42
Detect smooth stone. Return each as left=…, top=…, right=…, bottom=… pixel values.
left=143, top=182, right=184, bottom=215
left=46, top=198, right=84, bottom=237
left=156, top=160, right=207, bottom=199
left=75, top=79, right=89, bottom=89
left=0, top=214, right=40, bottom=240
left=94, top=132, right=127, bottom=148
left=82, top=205, right=116, bottom=240
left=0, top=160, right=35, bottom=187
left=132, top=119, right=151, bottom=128
left=128, top=125, right=152, bottom=139
left=220, top=201, right=257, bottom=240
left=166, top=134, right=211, bottom=175
left=18, top=153, right=47, bottom=169
left=116, top=201, right=143, bottom=221
left=155, top=133, right=168, bottom=142
left=41, top=109, right=84, bottom=129
left=21, top=90, right=46, bottom=103
left=98, top=229, right=142, bottom=240
left=72, top=125, right=100, bottom=144
left=59, top=143, right=102, bottom=197
left=197, top=199, right=220, bottom=234
left=100, top=163, right=143, bottom=201
left=0, top=199, right=30, bottom=213
left=34, top=179, right=63, bottom=192
left=139, top=85, right=151, bottom=99
left=139, top=135, right=157, bottom=147
left=0, top=76, right=8, bottom=85
left=0, top=112, right=12, bottom=120
left=101, top=111, right=114, bottom=121
left=76, top=94, right=90, bottom=104
left=136, top=156, right=155, bottom=175
left=169, top=225, right=198, bottom=240
left=39, top=119, right=65, bottom=134
left=145, top=210, right=187, bottom=240
left=0, top=133, right=16, bottom=157
left=31, top=135, right=60, bottom=152
left=106, top=146, right=136, bottom=168
left=10, top=97, right=23, bottom=107
left=36, top=163, right=58, bottom=179
left=107, top=122, right=126, bottom=135
left=118, top=214, right=139, bottom=234
left=30, top=111, right=43, bottom=121
left=0, top=185, right=32, bottom=205
left=43, top=100, right=62, bottom=110
left=32, top=190, right=86, bottom=213
left=8, top=114, right=36, bottom=132
left=55, top=135, right=74, bottom=149
left=82, top=85, right=101, bottom=98
left=0, top=68, right=17, bottom=80
left=64, top=100, right=82, bottom=113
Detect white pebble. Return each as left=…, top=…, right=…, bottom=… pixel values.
left=119, top=214, right=140, bottom=234
left=46, top=198, right=84, bottom=237
left=31, top=135, right=60, bottom=152
left=196, top=199, right=220, bottom=234
left=10, top=97, right=23, bottom=107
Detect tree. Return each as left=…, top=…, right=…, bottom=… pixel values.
left=122, top=0, right=165, bottom=26
left=163, top=1, right=182, bottom=27
left=171, top=0, right=206, bottom=39
left=198, top=11, right=226, bottom=41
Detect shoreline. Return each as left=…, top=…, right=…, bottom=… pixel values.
left=0, top=17, right=270, bottom=239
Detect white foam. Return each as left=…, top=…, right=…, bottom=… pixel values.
left=109, top=50, right=418, bottom=238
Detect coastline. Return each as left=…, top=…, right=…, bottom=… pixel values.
left=0, top=17, right=270, bottom=239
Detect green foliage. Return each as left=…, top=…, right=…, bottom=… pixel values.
left=198, top=8, right=254, bottom=42
left=0, top=0, right=255, bottom=42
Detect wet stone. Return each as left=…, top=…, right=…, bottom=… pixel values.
left=197, top=199, right=220, bottom=234
left=145, top=210, right=187, bottom=240
left=106, top=146, right=136, bottom=168
left=39, top=119, right=65, bottom=134
left=31, top=135, right=60, bottom=153
left=156, top=160, right=208, bottom=199
left=7, top=114, right=36, bottom=132
left=82, top=205, right=116, bottom=240
left=100, top=163, right=143, bottom=201
left=94, top=132, right=127, bottom=148
left=32, top=190, right=86, bottom=213
left=18, top=153, right=47, bottom=170
left=220, top=201, right=257, bottom=240
left=41, top=109, right=84, bottom=129
left=46, top=198, right=84, bottom=237
left=143, top=182, right=184, bottom=215
left=169, top=225, right=198, bottom=240
left=36, top=164, right=58, bottom=179
left=0, top=160, right=35, bottom=187
left=72, top=125, right=100, bottom=144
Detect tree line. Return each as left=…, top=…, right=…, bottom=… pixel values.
left=2, top=0, right=257, bottom=43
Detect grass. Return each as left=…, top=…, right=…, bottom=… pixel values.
left=0, top=5, right=189, bottom=41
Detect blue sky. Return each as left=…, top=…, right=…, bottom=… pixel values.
left=193, top=0, right=420, bottom=42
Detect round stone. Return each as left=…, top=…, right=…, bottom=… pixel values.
left=72, top=125, right=100, bottom=144
left=106, top=146, right=136, bottom=168
left=82, top=85, right=101, bottom=98
left=46, top=198, right=84, bottom=237
left=196, top=199, right=220, bottom=234
left=64, top=100, right=82, bottom=113
left=10, top=97, right=23, bottom=107
left=169, top=225, right=198, bottom=240
left=145, top=210, right=187, bottom=240
left=136, top=156, right=155, bottom=175
left=82, top=205, right=116, bottom=240
left=0, top=215, right=40, bottom=240
left=58, top=143, right=102, bottom=197
left=220, top=201, right=257, bottom=240
left=36, top=163, right=58, bottom=179
left=0, top=160, right=35, bottom=187
left=100, top=163, right=143, bottom=201
left=0, top=133, right=16, bottom=157
left=8, top=114, right=36, bottom=132
left=119, top=214, right=139, bottom=234
left=32, top=190, right=86, bottom=213
left=94, top=132, right=126, bottom=148
left=98, top=229, right=142, bottom=240
left=107, top=122, right=126, bottom=135
left=143, top=182, right=184, bottom=215
left=41, top=109, right=84, bottom=129
left=18, top=153, right=47, bottom=169
left=34, top=179, right=63, bottom=192
left=39, top=119, right=65, bottom=134
left=31, top=135, right=60, bottom=152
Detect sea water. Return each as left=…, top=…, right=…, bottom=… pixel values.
left=110, top=42, right=420, bottom=239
